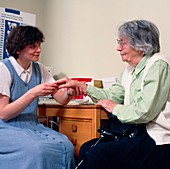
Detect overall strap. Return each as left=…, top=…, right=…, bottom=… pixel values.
left=2, top=58, right=42, bottom=116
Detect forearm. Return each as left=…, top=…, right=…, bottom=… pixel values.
left=86, top=83, right=124, bottom=104
left=52, top=89, right=73, bottom=105
left=0, top=91, right=36, bottom=121
left=56, top=79, right=88, bottom=104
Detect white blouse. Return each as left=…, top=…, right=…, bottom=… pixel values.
left=0, top=57, right=54, bottom=97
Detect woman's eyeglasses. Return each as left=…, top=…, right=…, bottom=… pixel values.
left=116, top=39, right=128, bottom=48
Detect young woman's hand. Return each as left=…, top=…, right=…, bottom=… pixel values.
left=29, top=82, right=58, bottom=97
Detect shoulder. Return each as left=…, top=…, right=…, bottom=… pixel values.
left=150, top=53, right=169, bottom=66
left=151, top=58, right=169, bottom=72
left=35, top=62, right=54, bottom=83
left=0, top=59, right=12, bottom=97
left=145, top=53, right=169, bottom=75
left=35, top=62, right=46, bottom=70
left=0, top=59, right=10, bottom=74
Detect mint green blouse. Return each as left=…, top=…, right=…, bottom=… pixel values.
left=87, top=55, right=170, bottom=124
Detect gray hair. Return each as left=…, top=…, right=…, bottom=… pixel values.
left=118, top=20, right=160, bottom=55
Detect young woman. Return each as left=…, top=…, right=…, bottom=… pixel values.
left=0, top=26, right=75, bottom=169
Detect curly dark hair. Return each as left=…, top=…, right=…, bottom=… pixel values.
left=6, top=25, right=45, bottom=59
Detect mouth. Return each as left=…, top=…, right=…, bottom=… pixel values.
left=33, top=55, right=40, bottom=60
left=120, top=54, right=126, bottom=61
left=120, top=54, right=125, bottom=57
left=34, top=54, right=39, bottom=57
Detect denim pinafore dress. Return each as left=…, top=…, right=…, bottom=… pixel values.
left=0, top=59, right=75, bottom=169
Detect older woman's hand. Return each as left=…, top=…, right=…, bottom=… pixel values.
left=96, top=100, right=117, bottom=113
left=56, top=77, right=88, bottom=96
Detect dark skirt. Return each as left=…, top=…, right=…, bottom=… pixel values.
left=76, top=125, right=170, bottom=169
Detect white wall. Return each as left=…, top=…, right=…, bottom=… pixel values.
left=42, top=0, right=170, bottom=79
left=1, top=0, right=170, bottom=79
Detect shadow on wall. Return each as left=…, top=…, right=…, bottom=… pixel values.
left=53, top=72, right=67, bottom=80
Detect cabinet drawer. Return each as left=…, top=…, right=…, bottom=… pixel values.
left=60, top=118, right=92, bottom=156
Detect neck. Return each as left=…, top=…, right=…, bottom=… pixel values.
left=131, top=53, right=144, bottom=67
left=16, top=58, right=31, bottom=70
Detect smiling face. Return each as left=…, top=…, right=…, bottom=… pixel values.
left=116, top=37, right=144, bottom=67
left=16, top=42, right=42, bottom=69
left=18, top=43, right=41, bottom=61
left=6, top=26, right=44, bottom=60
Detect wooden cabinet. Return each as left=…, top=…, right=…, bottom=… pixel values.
left=60, top=118, right=92, bottom=155
left=37, top=104, right=108, bottom=156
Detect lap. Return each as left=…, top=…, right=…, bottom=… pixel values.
left=0, top=124, right=75, bottom=169
left=0, top=124, right=73, bottom=154
left=77, top=127, right=170, bottom=169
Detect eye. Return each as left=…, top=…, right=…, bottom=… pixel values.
left=117, top=39, right=125, bottom=46
left=29, top=43, right=41, bottom=49
left=116, top=38, right=128, bottom=48
left=29, top=44, right=37, bottom=49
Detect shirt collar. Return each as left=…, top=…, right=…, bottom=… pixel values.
left=133, top=54, right=151, bottom=75
left=9, top=56, right=32, bottom=75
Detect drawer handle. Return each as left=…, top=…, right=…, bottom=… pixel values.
left=71, top=138, right=77, bottom=146
left=72, top=124, right=77, bottom=132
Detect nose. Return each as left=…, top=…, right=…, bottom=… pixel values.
left=36, top=46, right=41, bottom=52
left=116, top=44, right=122, bottom=51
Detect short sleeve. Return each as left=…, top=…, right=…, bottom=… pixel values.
left=0, top=62, right=12, bottom=97
left=38, top=62, right=55, bottom=83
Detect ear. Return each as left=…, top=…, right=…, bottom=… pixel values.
left=138, top=50, right=144, bottom=56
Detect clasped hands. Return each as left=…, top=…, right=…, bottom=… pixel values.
left=55, top=77, right=117, bottom=113
left=56, top=77, right=87, bottom=96
left=33, top=77, right=85, bottom=98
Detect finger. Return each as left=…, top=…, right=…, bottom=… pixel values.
left=58, top=84, right=70, bottom=89
left=43, top=82, right=57, bottom=88
left=79, top=87, right=84, bottom=95
left=75, top=87, right=79, bottom=95
left=55, top=81, right=66, bottom=86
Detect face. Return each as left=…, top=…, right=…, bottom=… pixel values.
left=17, top=42, right=42, bottom=62
left=116, top=37, right=143, bottom=67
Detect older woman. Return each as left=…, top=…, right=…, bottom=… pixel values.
left=57, top=20, right=170, bottom=169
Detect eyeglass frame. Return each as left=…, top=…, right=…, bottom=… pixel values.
left=116, top=38, right=128, bottom=48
